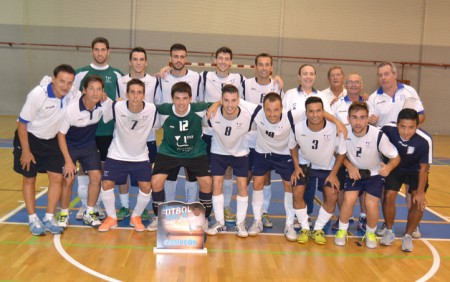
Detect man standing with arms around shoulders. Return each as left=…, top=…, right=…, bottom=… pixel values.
left=73, top=37, right=124, bottom=220
left=378, top=109, right=432, bottom=252
left=13, top=64, right=80, bottom=236
left=334, top=101, right=400, bottom=249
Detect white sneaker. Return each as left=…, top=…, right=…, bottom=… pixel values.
left=235, top=222, right=248, bottom=238
left=412, top=226, right=421, bottom=239
left=293, top=218, right=301, bottom=229
left=376, top=223, right=387, bottom=236
left=401, top=234, right=413, bottom=252
left=284, top=224, right=297, bottom=242
left=57, top=212, right=69, bottom=229
left=206, top=222, right=226, bottom=235
left=248, top=220, right=263, bottom=236
left=147, top=217, right=158, bottom=232
left=380, top=229, right=395, bottom=246
left=76, top=205, right=86, bottom=220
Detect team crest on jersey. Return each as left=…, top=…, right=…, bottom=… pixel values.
left=175, top=135, right=190, bottom=148
left=323, top=134, right=330, bottom=140
left=236, top=122, right=243, bottom=128
left=407, top=146, right=415, bottom=154
left=376, top=100, right=386, bottom=105
left=105, top=76, right=112, bottom=83
left=365, top=141, right=372, bottom=147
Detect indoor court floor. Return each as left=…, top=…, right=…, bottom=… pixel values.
left=0, top=116, right=449, bottom=281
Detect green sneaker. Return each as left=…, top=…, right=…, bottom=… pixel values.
left=141, top=209, right=150, bottom=222
left=116, top=207, right=131, bottom=221
left=297, top=229, right=310, bottom=244
left=57, top=212, right=69, bottom=229
left=311, top=229, right=327, bottom=245
left=262, top=213, right=273, bottom=228
left=335, top=229, right=348, bottom=246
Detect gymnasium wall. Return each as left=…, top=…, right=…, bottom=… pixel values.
left=1, top=0, right=449, bottom=134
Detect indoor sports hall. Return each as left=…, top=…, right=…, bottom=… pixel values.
left=1, top=1, right=449, bottom=281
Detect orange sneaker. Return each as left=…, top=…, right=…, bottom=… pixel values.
left=130, top=215, right=145, bottom=232
left=98, top=216, right=117, bottom=232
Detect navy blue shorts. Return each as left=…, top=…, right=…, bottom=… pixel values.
left=252, top=151, right=293, bottom=182
left=210, top=153, right=248, bottom=177
left=102, top=158, right=152, bottom=185
left=68, top=144, right=101, bottom=171
left=307, top=169, right=333, bottom=193
left=147, top=141, right=157, bottom=164
left=384, top=168, right=429, bottom=193
left=248, top=148, right=256, bottom=171
left=344, top=174, right=384, bottom=199
left=13, top=130, right=64, bottom=177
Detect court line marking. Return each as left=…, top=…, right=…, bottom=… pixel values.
left=416, top=240, right=440, bottom=282
left=53, top=234, right=122, bottom=282
left=0, top=187, right=48, bottom=223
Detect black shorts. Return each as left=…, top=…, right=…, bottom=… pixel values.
left=384, top=168, right=429, bottom=193
left=68, top=144, right=102, bottom=171
left=202, top=134, right=212, bottom=159
left=153, top=153, right=211, bottom=180
left=95, top=135, right=113, bottom=162
left=13, top=130, right=64, bottom=177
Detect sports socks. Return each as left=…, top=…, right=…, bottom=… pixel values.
left=164, top=180, right=177, bottom=202
left=212, top=194, right=225, bottom=225
left=236, top=195, right=248, bottom=225
left=77, top=175, right=89, bottom=208
left=132, top=190, right=151, bottom=218
left=185, top=181, right=198, bottom=203
left=119, top=193, right=130, bottom=209
left=284, top=192, right=295, bottom=225
left=223, top=179, right=233, bottom=207
left=262, top=185, right=271, bottom=213
left=294, top=207, right=309, bottom=230
left=252, top=190, right=264, bottom=222
left=314, top=206, right=333, bottom=231
left=199, top=191, right=213, bottom=218
left=151, top=190, right=165, bottom=216
left=101, top=188, right=117, bottom=219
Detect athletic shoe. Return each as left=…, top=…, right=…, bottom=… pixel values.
left=235, top=222, right=248, bottom=238
left=98, top=216, right=118, bottom=232
left=331, top=218, right=339, bottom=230
left=116, top=207, right=131, bottom=221
left=147, top=217, right=158, bottom=232
left=262, top=213, right=273, bottom=228
left=293, top=218, right=301, bottom=229
left=207, top=222, right=227, bottom=235
left=284, top=224, right=297, bottom=242
left=248, top=220, right=263, bottom=236
left=94, top=205, right=106, bottom=220
left=29, top=217, right=45, bottom=236
left=375, top=222, right=386, bottom=236
left=380, top=229, right=395, bottom=246
left=130, top=216, right=145, bottom=232
left=349, top=217, right=355, bottom=225
left=311, top=230, right=326, bottom=245
left=58, top=212, right=69, bottom=229
left=76, top=205, right=86, bottom=220
left=357, top=216, right=367, bottom=232
left=412, top=226, right=421, bottom=239
left=141, top=209, right=150, bottom=222
left=401, top=234, right=413, bottom=252
left=43, top=217, right=64, bottom=235
left=363, top=232, right=378, bottom=249
left=83, top=211, right=102, bottom=228
left=335, top=229, right=348, bottom=246
left=297, top=229, right=310, bottom=244
left=224, top=206, right=236, bottom=223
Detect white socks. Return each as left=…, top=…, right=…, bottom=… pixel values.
left=284, top=192, right=295, bottom=226
left=101, top=188, right=117, bottom=219
left=294, top=207, right=309, bottom=230
left=132, top=190, right=151, bottom=217
left=212, top=194, right=225, bottom=225
left=314, top=207, right=333, bottom=231
left=236, top=195, right=248, bottom=225
left=252, top=190, right=264, bottom=222
left=119, top=193, right=130, bottom=209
